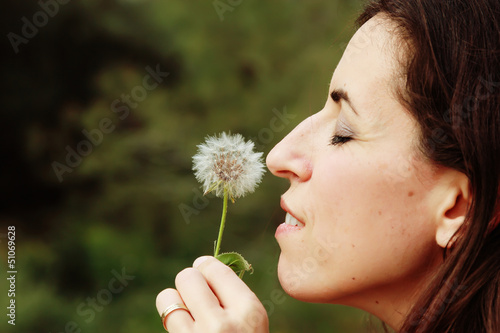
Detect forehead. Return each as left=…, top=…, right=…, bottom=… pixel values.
left=329, top=16, right=404, bottom=120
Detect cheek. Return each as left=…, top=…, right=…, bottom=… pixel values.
left=314, top=152, right=434, bottom=238
left=300, top=153, right=440, bottom=296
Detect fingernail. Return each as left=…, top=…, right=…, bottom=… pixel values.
left=193, top=256, right=210, bottom=268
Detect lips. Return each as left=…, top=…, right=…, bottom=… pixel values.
left=280, top=198, right=306, bottom=227
left=275, top=205, right=305, bottom=237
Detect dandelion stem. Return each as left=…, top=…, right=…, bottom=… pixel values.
left=214, top=187, right=229, bottom=257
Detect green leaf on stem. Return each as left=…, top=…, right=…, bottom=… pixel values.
left=216, top=252, right=253, bottom=279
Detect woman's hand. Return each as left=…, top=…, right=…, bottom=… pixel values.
left=156, top=256, right=269, bottom=333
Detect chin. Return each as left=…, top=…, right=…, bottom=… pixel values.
left=277, top=255, right=335, bottom=303
left=277, top=253, right=366, bottom=304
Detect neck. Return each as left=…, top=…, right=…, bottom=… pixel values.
left=336, top=270, right=437, bottom=331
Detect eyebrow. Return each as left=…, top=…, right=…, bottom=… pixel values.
left=330, top=88, right=359, bottom=116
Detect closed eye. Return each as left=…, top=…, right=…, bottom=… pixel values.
left=330, top=135, right=352, bottom=146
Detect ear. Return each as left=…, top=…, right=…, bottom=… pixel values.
left=434, top=171, right=471, bottom=249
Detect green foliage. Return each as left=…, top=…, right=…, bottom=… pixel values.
left=216, top=252, right=253, bottom=279
left=0, top=0, right=381, bottom=332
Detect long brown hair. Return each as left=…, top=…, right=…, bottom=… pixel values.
left=357, top=0, right=500, bottom=332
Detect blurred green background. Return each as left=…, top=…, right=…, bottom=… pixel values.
left=0, top=0, right=382, bottom=332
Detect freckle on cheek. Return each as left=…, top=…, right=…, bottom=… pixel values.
left=352, top=277, right=356, bottom=280
left=408, top=191, right=414, bottom=197
left=378, top=210, right=382, bottom=216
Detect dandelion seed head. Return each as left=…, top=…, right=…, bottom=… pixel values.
left=192, top=132, right=265, bottom=200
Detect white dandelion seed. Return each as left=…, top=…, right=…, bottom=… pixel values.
left=192, top=132, right=265, bottom=200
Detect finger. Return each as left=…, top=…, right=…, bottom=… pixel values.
left=193, top=256, right=260, bottom=310
left=175, top=267, right=224, bottom=322
left=156, top=288, right=194, bottom=332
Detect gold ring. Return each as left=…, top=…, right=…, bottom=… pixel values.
left=161, top=303, right=190, bottom=331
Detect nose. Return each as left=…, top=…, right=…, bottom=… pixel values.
left=266, top=115, right=314, bottom=182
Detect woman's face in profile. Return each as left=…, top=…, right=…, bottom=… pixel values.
left=266, top=16, right=445, bottom=309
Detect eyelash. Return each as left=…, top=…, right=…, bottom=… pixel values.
left=330, top=134, right=352, bottom=146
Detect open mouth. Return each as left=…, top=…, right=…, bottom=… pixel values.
left=275, top=209, right=305, bottom=237
left=280, top=198, right=306, bottom=227
left=285, top=212, right=305, bottom=227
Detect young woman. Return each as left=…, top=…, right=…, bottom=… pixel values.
left=156, top=0, right=500, bottom=331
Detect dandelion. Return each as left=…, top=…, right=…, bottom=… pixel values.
left=193, top=132, right=265, bottom=201
left=192, top=132, right=265, bottom=277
